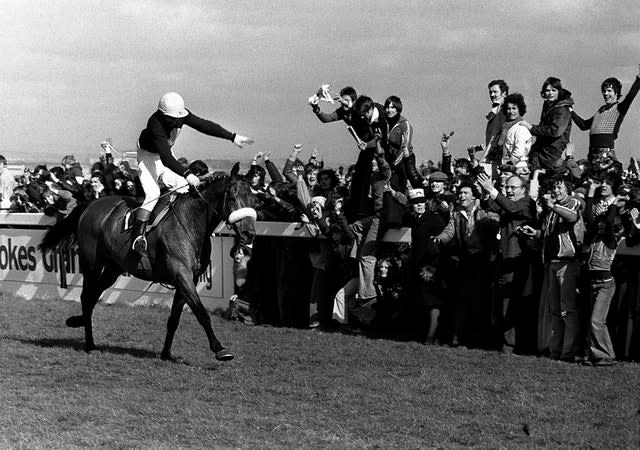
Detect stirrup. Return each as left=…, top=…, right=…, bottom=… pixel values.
left=132, top=235, right=148, bottom=254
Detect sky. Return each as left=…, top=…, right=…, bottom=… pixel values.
left=3, top=0, right=640, bottom=169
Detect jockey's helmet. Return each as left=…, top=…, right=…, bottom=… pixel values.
left=158, top=92, right=188, bottom=118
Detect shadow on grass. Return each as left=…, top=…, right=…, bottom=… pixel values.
left=4, top=336, right=159, bottom=359
left=3, top=335, right=224, bottom=370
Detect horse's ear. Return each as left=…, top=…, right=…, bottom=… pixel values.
left=230, top=162, right=240, bottom=178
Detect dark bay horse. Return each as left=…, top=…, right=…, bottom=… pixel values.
left=38, top=163, right=256, bottom=362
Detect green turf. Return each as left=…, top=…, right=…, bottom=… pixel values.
left=0, top=295, right=637, bottom=448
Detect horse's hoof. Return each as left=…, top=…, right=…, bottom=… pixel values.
left=66, top=316, right=85, bottom=328
left=85, top=345, right=97, bottom=353
left=161, top=352, right=181, bottom=363
left=215, top=349, right=234, bottom=361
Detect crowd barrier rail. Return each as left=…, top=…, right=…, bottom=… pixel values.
left=0, top=211, right=638, bottom=312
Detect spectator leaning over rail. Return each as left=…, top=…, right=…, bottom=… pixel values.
left=349, top=95, right=387, bottom=219
left=571, top=64, right=640, bottom=163
left=133, top=91, right=254, bottom=256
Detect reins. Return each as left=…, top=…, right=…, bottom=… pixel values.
left=130, top=173, right=226, bottom=215
left=169, top=172, right=229, bottom=238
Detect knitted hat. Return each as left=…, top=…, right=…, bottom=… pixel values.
left=408, top=188, right=426, bottom=204
left=428, top=171, right=448, bottom=182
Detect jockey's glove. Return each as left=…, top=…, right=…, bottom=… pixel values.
left=186, top=173, right=201, bottom=187
left=233, top=135, right=254, bottom=148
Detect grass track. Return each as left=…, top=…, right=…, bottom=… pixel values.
left=0, top=294, right=638, bottom=448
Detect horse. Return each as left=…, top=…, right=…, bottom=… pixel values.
left=38, top=163, right=257, bottom=362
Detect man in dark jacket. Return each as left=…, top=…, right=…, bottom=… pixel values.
left=309, top=85, right=357, bottom=125
left=478, top=172, right=538, bottom=352
left=404, top=188, right=448, bottom=343
left=435, top=181, right=500, bottom=348
left=348, top=96, right=387, bottom=219
left=484, top=79, right=509, bottom=166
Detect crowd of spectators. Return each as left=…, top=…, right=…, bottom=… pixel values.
left=235, top=73, right=640, bottom=366
left=2, top=71, right=640, bottom=366
left=0, top=144, right=143, bottom=219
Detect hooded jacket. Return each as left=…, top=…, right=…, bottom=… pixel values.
left=529, top=92, right=574, bottom=171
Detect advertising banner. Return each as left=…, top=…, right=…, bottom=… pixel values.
left=0, top=228, right=235, bottom=311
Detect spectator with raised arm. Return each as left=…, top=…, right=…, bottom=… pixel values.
left=583, top=178, right=621, bottom=366
left=571, top=64, right=640, bottom=162
left=309, top=85, right=357, bottom=125
left=525, top=175, right=582, bottom=362
left=478, top=172, right=538, bottom=352
left=349, top=96, right=387, bottom=219
left=435, top=181, right=500, bottom=348
left=283, top=144, right=306, bottom=184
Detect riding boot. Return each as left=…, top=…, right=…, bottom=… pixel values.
left=131, top=209, right=151, bottom=255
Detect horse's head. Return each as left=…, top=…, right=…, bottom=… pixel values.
left=223, top=163, right=257, bottom=255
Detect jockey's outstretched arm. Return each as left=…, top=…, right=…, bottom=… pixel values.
left=185, top=112, right=253, bottom=148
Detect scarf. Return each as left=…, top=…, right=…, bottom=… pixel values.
left=497, top=117, right=523, bottom=148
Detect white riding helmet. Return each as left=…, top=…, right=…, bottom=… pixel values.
left=158, top=92, right=188, bottom=118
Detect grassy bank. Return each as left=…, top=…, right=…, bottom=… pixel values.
left=0, top=295, right=637, bottom=448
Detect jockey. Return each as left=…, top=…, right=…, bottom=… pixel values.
left=132, top=92, right=253, bottom=255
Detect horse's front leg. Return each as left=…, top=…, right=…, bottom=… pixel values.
left=161, top=291, right=186, bottom=361
left=174, top=270, right=234, bottom=361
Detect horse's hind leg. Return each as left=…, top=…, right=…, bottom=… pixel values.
left=160, top=291, right=186, bottom=361
left=174, top=270, right=234, bottom=361
left=79, top=265, right=120, bottom=352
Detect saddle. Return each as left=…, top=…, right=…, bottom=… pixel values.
left=123, top=192, right=179, bottom=234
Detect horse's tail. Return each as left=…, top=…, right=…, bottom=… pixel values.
left=38, top=202, right=89, bottom=254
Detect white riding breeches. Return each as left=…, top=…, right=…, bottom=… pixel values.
left=137, top=146, right=189, bottom=212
